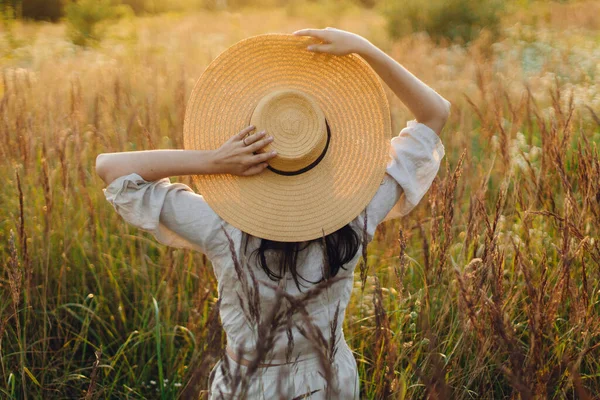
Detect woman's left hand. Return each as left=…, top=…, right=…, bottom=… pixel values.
left=292, top=27, right=372, bottom=56
left=212, top=125, right=278, bottom=176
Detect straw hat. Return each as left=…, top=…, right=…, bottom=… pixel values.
left=183, top=33, right=391, bottom=242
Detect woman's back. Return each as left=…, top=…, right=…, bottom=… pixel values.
left=217, top=216, right=362, bottom=364
left=103, top=118, right=445, bottom=398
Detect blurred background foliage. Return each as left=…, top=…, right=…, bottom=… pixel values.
left=382, top=0, right=505, bottom=44
left=0, top=0, right=595, bottom=46
left=64, top=0, right=134, bottom=46
left=1, top=0, right=599, bottom=398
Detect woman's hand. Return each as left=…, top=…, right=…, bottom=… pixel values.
left=292, top=27, right=373, bottom=56
left=296, top=27, right=450, bottom=135
left=212, top=125, right=278, bottom=176
left=96, top=125, right=276, bottom=184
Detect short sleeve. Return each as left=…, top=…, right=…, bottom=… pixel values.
left=353, top=119, right=445, bottom=242
left=103, top=172, right=230, bottom=260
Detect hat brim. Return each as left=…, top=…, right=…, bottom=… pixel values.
left=183, top=33, right=391, bottom=242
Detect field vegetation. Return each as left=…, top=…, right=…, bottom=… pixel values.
left=1, top=0, right=600, bottom=398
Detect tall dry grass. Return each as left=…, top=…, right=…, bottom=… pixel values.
left=0, top=4, right=599, bottom=399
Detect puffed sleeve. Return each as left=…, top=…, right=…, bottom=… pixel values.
left=353, top=119, right=445, bottom=243
left=103, top=172, right=229, bottom=260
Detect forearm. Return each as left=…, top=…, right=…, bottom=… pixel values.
left=358, top=42, right=450, bottom=133
left=95, top=149, right=217, bottom=185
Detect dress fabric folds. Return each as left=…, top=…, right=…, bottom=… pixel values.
left=103, top=119, right=445, bottom=399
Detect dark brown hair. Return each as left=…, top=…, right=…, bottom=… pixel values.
left=242, top=224, right=361, bottom=292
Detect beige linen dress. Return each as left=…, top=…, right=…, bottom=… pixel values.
left=103, top=120, right=445, bottom=399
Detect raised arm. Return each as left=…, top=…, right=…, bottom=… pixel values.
left=96, top=125, right=277, bottom=184
left=98, top=126, right=277, bottom=260
left=293, top=28, right=448, bottom=230
left=293, top=28, right=450, bottom=135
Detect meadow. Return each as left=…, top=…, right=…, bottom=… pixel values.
left=1, top=1, right=600, bottom=398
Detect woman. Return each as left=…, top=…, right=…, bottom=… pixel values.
left=97, top=28, right=449, bottom=399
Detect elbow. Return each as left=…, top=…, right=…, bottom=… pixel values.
left=439, top=97, right=451, bottom=123
left=435, top=96, right=451, bottom=127
left=95, top=154, right=110, bottom=185
left=422, top=97, right=451, bottom=136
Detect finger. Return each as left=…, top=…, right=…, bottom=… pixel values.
left=242, top=163, right=269, bottom=176
left=293, top=28, right=328, bottom=40
left=247, top=137, right=275, bottom=153
left=251, top=150, right=277, bottom=164
left=242, top=130, right=267, bottom=146
left=307, top=44, right=335, bottom=53
left=235, top=125, right=256, bottom=140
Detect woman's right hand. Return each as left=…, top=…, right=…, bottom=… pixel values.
left=292, top=27, right=373, bottom=56
left=212, top=125, right=278, bottom=176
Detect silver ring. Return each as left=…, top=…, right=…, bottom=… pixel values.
left=242, top=137, right=248, bottom=146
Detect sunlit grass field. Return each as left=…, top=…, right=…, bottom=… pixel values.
left=1, top=2, right=600, bottom=398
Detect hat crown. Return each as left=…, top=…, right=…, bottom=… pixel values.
left=250, top=89, right=328, bottom=173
